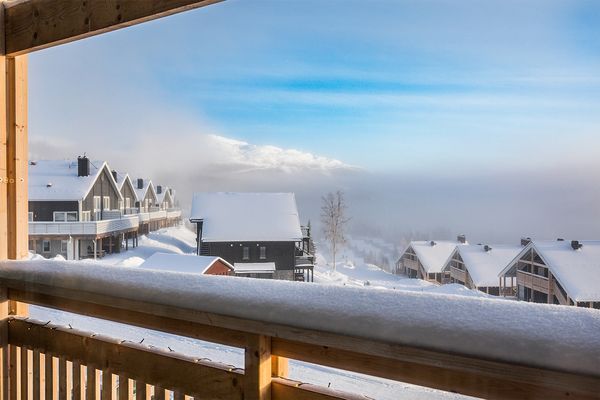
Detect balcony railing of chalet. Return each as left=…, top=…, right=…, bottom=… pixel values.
left=137, top=212, right=150, bottom=224
left=149, top=210, right=167, bottom=221
left=166, top=209, right=182, bottom=219
left=28, top=216, right=139, bottom=236
left=0, top=262, right=599, bottom=400
left=517, top=270, right=550, bottom=293
left=403, top=258, right=418, bottom=270
left=450, top=266, right=467, bottom=284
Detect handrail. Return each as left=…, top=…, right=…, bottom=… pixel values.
left=0, top=261, right=599, bottom=399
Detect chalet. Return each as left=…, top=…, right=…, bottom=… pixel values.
left=189, top=192, right=314, bottom=281
left=499, top=239, right=600, bottom=308
left=140, top=252, right=234, bottom=276
left=28, top=156, right=139, bottom=259
left=442, top=244, right=522, bottom=296
left=133, top=178, right=157, bottom=213
left=156, top=185, right=174, bottom=210
left=113, top=171, right=138, bottom=215
left=395, top=235, right=467, bottom=284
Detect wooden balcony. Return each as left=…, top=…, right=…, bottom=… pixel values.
left=517, top=270, right=550, bottom=293
left=450, top=266, right=467, bottom=284
left=0, top=262, right=599, bottom=400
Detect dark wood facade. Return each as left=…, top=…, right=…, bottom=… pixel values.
left=29, top=200, right=78, bottom=222
left=82, top=167, right=121, bottom=219
left=200, top=241, right=296, bottom=271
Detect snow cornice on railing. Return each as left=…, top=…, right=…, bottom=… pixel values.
left=0, top=260, right=599, bottom=378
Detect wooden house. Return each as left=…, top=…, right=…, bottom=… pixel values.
left=395, top=235, right=467, bottom=284
left=189, top=192, right=312, bottom=281
left=133, top=178, right=157, bottom=213
left=28, top=156, right=138, bottom=259
left=442, top=244, right=522, bottom=296
left=113, top=171, right=139, bottom=215
left=140, top=252, right=234, bottom=276
left=499, top=239, right=600, bottom=308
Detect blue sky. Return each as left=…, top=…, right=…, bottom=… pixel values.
left=30, top=0, right=600, bottom=173
left=27, top=0, right=600, bottom=240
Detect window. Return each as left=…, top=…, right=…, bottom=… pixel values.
left=42, top=240, right=50, bottom=253
left=242, top=246, right=250, bottom=260
left=259, top=246, right=266, bottom=260
left=125, top=197, right=131, bottom=209
left=60, top=240, right=68, bottom=254
left=103, top=196, right=110, bottom=210
left=80, top=211, right=91, bottom=221
left=93, top=196, right=101, bottom=211
left=118, top=199, right=123, bottom=210
left=53, top=211, right=78, bottom=222
left=28, top=212, right=33, bottom=222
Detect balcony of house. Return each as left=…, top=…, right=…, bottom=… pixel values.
left=29, top=215, right=139, bottom=237
left=0, top=261, right=598, bottom=400
left=450, top=266, right=467, bottom=285
left=517, top=270, right=550, bottom=294
left=166, top=208, right=182, bottom=219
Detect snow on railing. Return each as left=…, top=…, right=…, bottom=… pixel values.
left=0, top=260, right=599, bottom=399
left=28, top=215, right=139, bottom=236
left=149, top=210, right=167, bottom=220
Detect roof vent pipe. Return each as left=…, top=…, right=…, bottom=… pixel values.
left=457, top=234, right=467, bottom=244
left=112, top=170, right=118, bottom=181
left=571, top=240, right=583, bottom=250
left=484, top=245, right=492, bottom=252
left=430, top=240, right=436, bottom=246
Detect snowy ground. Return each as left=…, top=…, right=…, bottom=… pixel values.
left=29, top=226, right=475, bottom=400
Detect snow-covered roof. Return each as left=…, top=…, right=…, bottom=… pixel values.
left=1, top=261, right=599, bottom=377
left=409, top=240, right=468, bottom=274
left=134, top=179, right=156, bottom=202
left=29, top=159, right=121, bottom=202
left=508, top=241, right=600, bottom=302
left=233, top=262, right=276, bottom=273
left=190, top=192, right=303, bottom=242
left=156, top=187, right=172, bottom=205
left=450, top=244, right=523, bottom=287
left=139, top=252, right=233, bottom=274
left=114, top=172, right=138, bottom=201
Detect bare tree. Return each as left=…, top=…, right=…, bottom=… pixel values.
left=321, top=191, right=350, bottom=272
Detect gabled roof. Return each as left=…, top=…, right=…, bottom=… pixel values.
left=447, top=244, right=523, bottom=287
left=114, top=172, right=139, bottom=202
left=406, top=240, right=468, bottom=274
left=29, top=159, right=121, bottom=202
left=503, top=240, right=600, bottom=302
left=190, top=192, right=303, bottom=242
left=156, top=186, right=173, bottom=205
left=139, top=253, right=233, bottom=274
left=133, top=178, right=157, bottom=203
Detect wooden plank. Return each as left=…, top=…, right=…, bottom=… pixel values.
left=4, top=0, right=225, bottom=56
left=9, top=345, right=17, bottom=400
left=0, top=3, right=7, bottom=261
left=101, top=371, right=113, bottom=400
left=271, top=356, right=288, bottom=379
left=134, top=381, right=146, bottom=400
left=153, top=386, right=166, bottom=400
left=244, top=335, right=271, bottom=400
left=5, top=55, right=28, bottom=260
left=117, top=375, right=130, bottom=400
left=20, top=347, right=28, bottom=400
left=272, top=378, right=364, bottom=400
left=9, top=319, right=244, bottom=399
left=45, top=354, right=57, bottom=400
left=72, top=361, right=83, bottom=400
left=58, top=357, right=67, bottom=400
left=272, top=338, right=600, bottom=400
left=32, top=349, right=40, bottom=400
left=86, top=366, right=100, bottom=400
left=0, top=288, right=9, bottom=400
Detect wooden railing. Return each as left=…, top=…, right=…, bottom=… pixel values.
left=28, top=216, right=139, bottom=236
left=1, top=263, right=599, bottom=400
left=517, top=270, right=549, bottom=293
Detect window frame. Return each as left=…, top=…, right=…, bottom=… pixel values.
left=42, top=240, right=51, bottom=253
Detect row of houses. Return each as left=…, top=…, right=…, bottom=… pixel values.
left=28, top=156, right=182, bottom=260
left=396, top=236, right=600, bottom=309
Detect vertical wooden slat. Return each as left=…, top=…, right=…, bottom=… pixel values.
left=45, top=354, right=57, bottom=400
left=271, top=356, right=288, bottom=379
left=20, top=347, right=28, bottom=400
left=0, top=288, right=9, bottom=400
left=101, top=370, right=114, bottom=400
left=244, top=335, right=272, bottom=400
left=32, top=350, right=40, bottom=400
left=172, top=392, right=184, bottom=400
left=72, top=361, right=83, bottom=400
left=153, top=386, right=166, bottom=400
left=5, top=54, right=29, bottom=261
left=9, top=345, right=18, bottom=400
left=134, top=381, right=146, bottom=400
left=58, top=357, right=67, bottom=400
left=86, top=366, right=100, bottom=400
left=117, top=375, right=129, bottom=400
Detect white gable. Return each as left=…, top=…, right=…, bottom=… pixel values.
left=409, top=240, right=467, bottom=274
left=190, top=192, right=303, bottom=242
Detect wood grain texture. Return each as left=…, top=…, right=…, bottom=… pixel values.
left=4, top=0, right=224, bottom=55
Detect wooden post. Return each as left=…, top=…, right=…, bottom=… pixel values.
left=244, top=335, right=271, bottom=400
left=271, top=356, right=288, bottom=379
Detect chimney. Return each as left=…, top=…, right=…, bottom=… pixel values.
left=557, top=238, right=564, bottom=241
left=112, top=170, right=118, bottom=181
left=157, top=186, right=162, bottom=194
left=169, top=188, right=173, bottom=195
left=137, top=178, right=144, bottom=189
left=484, top=245, right=492, bottom=252
left=521, top=237, right=532, bottom=247
left=457, top=234, right=466, bottom=244
left=77, top=156, right=90, bottom=177
left=571, top=240, right=583, bottom=250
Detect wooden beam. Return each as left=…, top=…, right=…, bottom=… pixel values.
left=4, top=0, right=224, bottom=56
left=272, top=378, right=365, bottom=400
left=9, top=318, right=244, bottom=399
left=244, top=335, right=271, bottom=400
